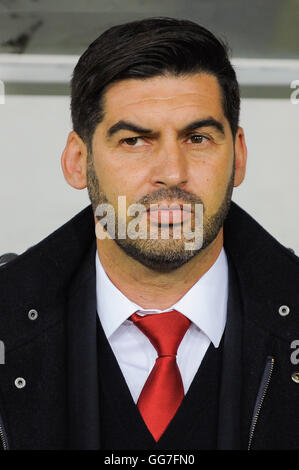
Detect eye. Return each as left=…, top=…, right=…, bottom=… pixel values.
left=187, top=134, right=209, bottom=144
left=121, top=137, right=145, bottom=147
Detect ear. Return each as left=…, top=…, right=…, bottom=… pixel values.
left=233, top=126, right=247, bottom=187
left=61, top=131, right=88, bottom=189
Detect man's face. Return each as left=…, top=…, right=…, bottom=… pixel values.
left=87, top=73, right=243, bottom=271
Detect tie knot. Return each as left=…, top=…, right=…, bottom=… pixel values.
left=130, top=309, right=191, bottom=357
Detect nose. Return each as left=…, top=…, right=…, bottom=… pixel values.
left=150, top=140, right=188, bottom=188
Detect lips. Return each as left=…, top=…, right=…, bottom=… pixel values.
left=146, top=204, right=193, bottom=224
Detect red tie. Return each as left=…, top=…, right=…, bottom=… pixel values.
left=130, top=310, right=191, bottom=441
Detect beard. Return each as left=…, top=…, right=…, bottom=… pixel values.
left=87, top=153, right=234, bottom=272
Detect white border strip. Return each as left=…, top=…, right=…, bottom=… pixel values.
left=0, top=54, right=299, bottom=85
left=232, top=58, right=299, bottom=85
left=0, top=54, right=78, bottom=83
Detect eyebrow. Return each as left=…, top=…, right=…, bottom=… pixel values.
left=106, top=117, right=225, bottom=139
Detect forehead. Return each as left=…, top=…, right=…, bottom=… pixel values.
left=102, top=73, right=224, bottom=122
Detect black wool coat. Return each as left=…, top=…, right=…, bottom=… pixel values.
left=0, top=202, right=298, bottom=450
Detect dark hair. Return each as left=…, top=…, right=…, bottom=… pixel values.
left=71, top=17, right=240, bottom=150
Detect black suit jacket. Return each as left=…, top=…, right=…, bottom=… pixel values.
left=0, top=202, right=298, bottom=449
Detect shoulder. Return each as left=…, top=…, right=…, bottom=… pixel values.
left=224, top=202, right=299, bottom=270
left=0, top=252, right=18, bottom=267
left=0, top=205, right=95, bottom=351
left=224, top=202, right=299, bottom=338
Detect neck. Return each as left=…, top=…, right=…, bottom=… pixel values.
left=96, top=225, right=223, bottom=310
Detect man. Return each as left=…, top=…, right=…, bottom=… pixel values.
left=0, top=17, right=298, bottom=451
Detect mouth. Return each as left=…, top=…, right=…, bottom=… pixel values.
left=146, top=202, right=193, bottom=224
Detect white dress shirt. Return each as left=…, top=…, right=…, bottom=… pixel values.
left=96, top=248, right=228, bottom=403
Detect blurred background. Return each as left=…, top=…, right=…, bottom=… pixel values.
left=0, top=0, right=298, bottom=255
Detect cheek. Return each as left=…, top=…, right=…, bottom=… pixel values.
left=194, top=159, right=232, bottom=208
left=94, top=154, right=146, bottom=202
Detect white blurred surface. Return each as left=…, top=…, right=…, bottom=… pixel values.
left=0, top=94, right=298, bottom=255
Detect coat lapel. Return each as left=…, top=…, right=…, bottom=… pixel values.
left=66, top=238, right=101, bottom=449
left=217, top=253, right=243, bottom=449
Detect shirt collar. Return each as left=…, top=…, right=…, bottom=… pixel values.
left=173, top=249, right=228, bottom=347
left=96, top=248, right=228, bottom=347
